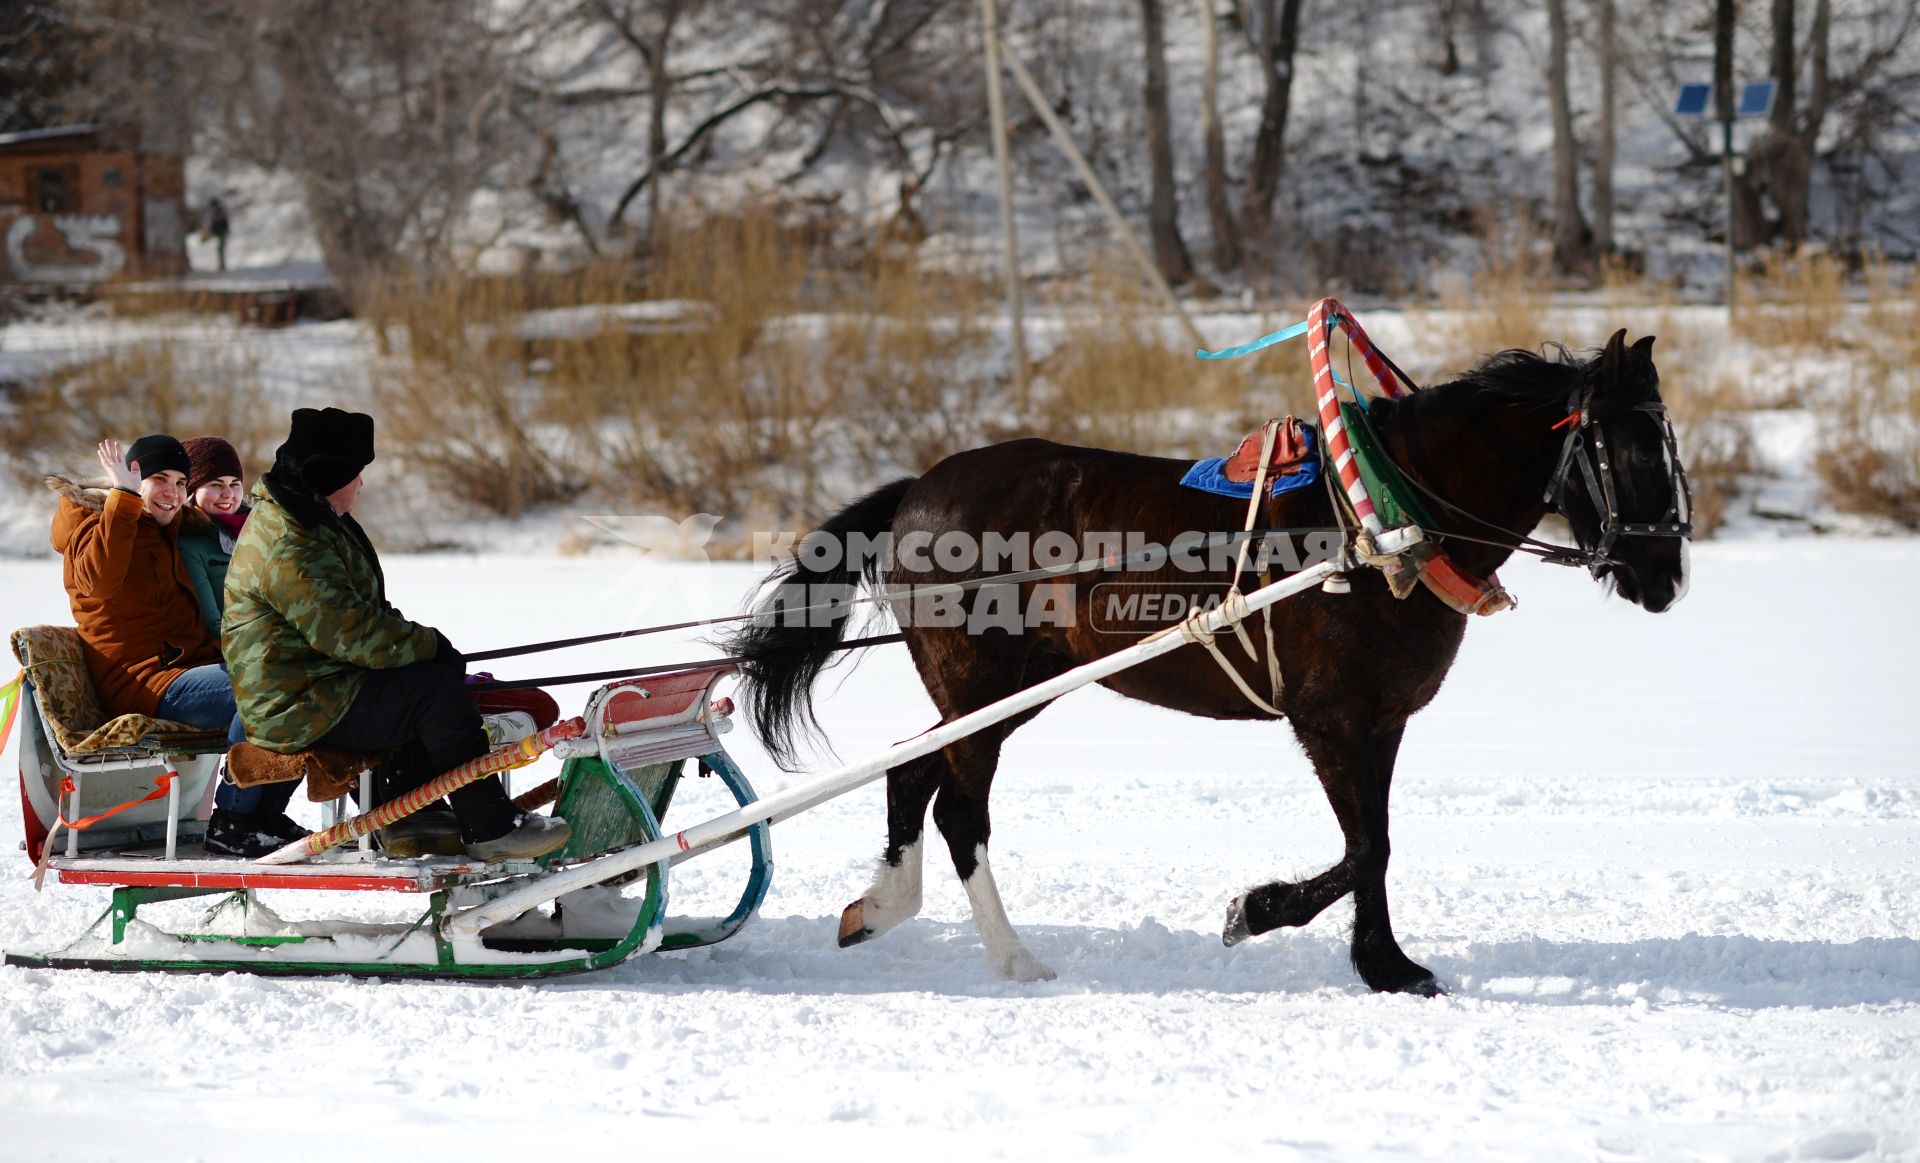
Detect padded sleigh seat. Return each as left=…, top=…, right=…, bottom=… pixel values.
left=10, top=626, right=228, bottom=758
left=228, top=741, right=384, bottom=802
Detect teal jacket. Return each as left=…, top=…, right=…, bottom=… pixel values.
left=177, top=509, right=244, bottom=635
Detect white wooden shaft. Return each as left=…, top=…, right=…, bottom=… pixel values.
left=446, top=560, right=1337, bottom=937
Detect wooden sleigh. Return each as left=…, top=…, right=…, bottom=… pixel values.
left=6, top=627, right=771, bottom=980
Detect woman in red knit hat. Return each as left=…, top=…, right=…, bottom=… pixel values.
left=178, top=435, right=249, bottom=636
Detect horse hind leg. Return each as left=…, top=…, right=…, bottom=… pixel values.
left=933, top=774, right=1055, bottom=982
left=839, top=753, right=941, bottom=947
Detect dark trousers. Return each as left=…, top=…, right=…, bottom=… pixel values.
left=315, top=662, right=517, bottom=841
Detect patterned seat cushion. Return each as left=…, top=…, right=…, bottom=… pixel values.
left=10, top=626, right=228, bottom=756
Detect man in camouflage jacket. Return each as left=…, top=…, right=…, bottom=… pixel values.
left=221, top=408, right=569, bottom=862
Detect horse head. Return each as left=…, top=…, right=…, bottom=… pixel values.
left=1551, top=330, right=1693, bottom=613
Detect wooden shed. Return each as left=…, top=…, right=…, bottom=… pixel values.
left=0, top=124, right=188, bottom=285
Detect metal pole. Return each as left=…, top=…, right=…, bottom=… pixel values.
left=1714, top=0, right=1737, bottom=313
left=980, top=0, right=1029, bottom=408
left=998, top=36, right=1208, bottom=351
left=1722, top=118, right=1738, bottom=313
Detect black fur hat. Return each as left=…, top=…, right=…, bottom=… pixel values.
left=276, top=408, right=374, bottom=496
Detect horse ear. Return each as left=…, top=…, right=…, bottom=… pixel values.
left=1632, top=335, right=1656, bottom=356
left=1599, top=328, right=1627, bottom=383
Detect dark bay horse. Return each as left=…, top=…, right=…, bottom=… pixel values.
left=726, top=330, right=1691, bottom=994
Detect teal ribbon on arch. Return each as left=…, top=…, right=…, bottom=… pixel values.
left=1194, top=318, right=1309, bottom=361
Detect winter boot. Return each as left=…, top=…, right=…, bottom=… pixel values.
left=203, top=810, right=284, bottom=859
left=463, top=812, right=572, bottom=863
left=376, top=803, right=465, bottom=858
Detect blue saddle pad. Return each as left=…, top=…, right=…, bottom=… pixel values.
left=1180, top=424, right=1321, bottom=499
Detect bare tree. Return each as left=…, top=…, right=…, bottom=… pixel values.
left=1744, top=0, right=1839, bottom=249
left=1139, top=0, right=1193, bottom=285
left=0, top=1, right=93, bottom=133
left=1240, top=0, right=1304, bottom=266
left=588, top=1, right=970, bottom=238
left=77, top=0, right=558, bottom=303
left=1546, top=0, right=1594, bottom=275
left=1594, top=0, right=1617, bottom=257
left=1195, top=0, right=1239, bottom=272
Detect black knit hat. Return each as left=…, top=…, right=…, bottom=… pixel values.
left=124, top=434, right=190, bottom=481
left=276, top=408, right=375, bottom=496
left=182, top=436, right=245, bottom=495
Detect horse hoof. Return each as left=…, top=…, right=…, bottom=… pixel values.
left=1367, top=969, right=1446, bottom=997
left=1399, top=975, right=1447, bottom=998
left=1222, top=895, right=1252, bottom=947
left=998, top=950, right=1057, bottom=982
left=837, top=901, right=872, bottom=948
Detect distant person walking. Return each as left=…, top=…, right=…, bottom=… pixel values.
left=205, top=197, right=230, bottom=272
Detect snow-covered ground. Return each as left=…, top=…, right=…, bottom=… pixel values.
left=2, top=538, right=1917, bottom=1161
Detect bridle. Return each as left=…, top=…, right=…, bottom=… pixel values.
left=1543, top=386, right=1694, bottom=575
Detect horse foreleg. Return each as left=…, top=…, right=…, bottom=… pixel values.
left=1224, top=864, right=1360, bottom=945
left=839, top=754, right=942, bottom=947
left=1342, top=724, right=1440, bottom=995
left=1229, top=720, right=1439, bottom=996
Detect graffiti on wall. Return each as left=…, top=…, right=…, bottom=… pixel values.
left=4, top=213, right=128, bottom=282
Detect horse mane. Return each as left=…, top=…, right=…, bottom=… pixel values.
left=1431, top=342, right=1659, bottom=417
left=1450, top=345, right=1589, bottom=411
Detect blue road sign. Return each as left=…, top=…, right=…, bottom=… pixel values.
left=1675, top=83, right=1713, bottom=118
left=1738, top=79, right=1777, bottom=119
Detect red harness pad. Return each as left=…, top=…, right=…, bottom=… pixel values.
left=1222, top=417, right=1313, bottom=484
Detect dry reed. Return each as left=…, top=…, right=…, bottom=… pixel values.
left=0, top=340, right=274, bottom=487
left=1816, top=268, right=1920, bottom=527
left=1733, top=249, right=1848, bottom=350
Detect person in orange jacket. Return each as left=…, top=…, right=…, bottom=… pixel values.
left=48, top=435, right=307, bottom=855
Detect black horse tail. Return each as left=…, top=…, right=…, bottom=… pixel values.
left=724, top=477, right=917, bottom=768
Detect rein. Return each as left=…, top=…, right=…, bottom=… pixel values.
left=468, top=527, right=1336, bottom=684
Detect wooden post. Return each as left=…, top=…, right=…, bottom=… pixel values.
left=979, top=0, right=1029, bottom=408
left=998, top=36, right=1208, bottom=350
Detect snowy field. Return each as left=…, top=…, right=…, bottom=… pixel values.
left=3, top=539, right=1918, bottom=1161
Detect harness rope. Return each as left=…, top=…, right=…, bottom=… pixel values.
left=32, top=768, right=180, bottom=889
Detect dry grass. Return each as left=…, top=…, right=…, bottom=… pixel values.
left=810, top=257, right=1006, bottom=488
left=1816, top=270, right=1920, bottom=526
left=1733, top=249, right=1848, bottom=349
left=345, top=212, right=1920, bottom=540
left=1408, top=212, right=1554, bottom=383
left=580, top=206, right=839, bottom=519
left=0, top=340, right=274, bottom=487
left=1864, top=252, right=1919, bottom=365
left=1034, top=265, right=1240, bottom=453
left=1662, top=358, right=1759, bottom=538
left=361, top=268, right=611, bottom=517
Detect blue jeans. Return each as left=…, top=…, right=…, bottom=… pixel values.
left=155, top=663, right=236, bottom=729
left=157, top=664, right=292, bottom=816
